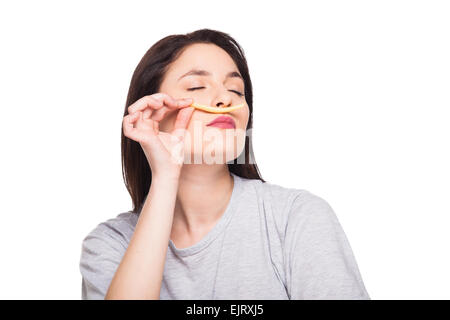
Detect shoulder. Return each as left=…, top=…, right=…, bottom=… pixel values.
left=236, top=175, right=328, bottom=227
left=235, top=174, right=310, bottom=206
left=284, top=188, right=339, bottom=240
left=280, top=186, right=350, bottom=258
left=287, top=188, right=336, bottom=222
left=81, top=211, right=139, bottom=251
left=273, top=189, right=369, bottom=299
left=233, top=174, right=334, bottom=238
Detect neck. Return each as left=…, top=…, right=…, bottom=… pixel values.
left=171, top=164, right=234, bottom=237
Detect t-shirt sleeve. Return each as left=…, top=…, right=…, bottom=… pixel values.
left=79, top=222, right=127, bottom=300
left=283, top=191, right=370, bottom=300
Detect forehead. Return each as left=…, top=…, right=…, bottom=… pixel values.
left=166, top=43, right=239, bottom=78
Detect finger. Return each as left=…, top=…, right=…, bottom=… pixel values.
left=152, top=93, right=193, bottom=109
left=135, top=109, right=152, bottom=132
left=134, top=109, right=158, bottom=136
left=176, top=97, right=194, bottom=107
left=151, top=96, right=194, bottom=121
left=127, top=94, right=193, bottom=115
left=171, top=107, right=195, bottom=141
left=127, top=95, right=162, bottom=115
left=150, top=106, right=173, bottom=121
left=122, top=111, right=142, bottom=141
left=142, top=107, right=152, bottom=120
left=153, top=120, right=159, bottom=135
left=134, top=111, right=156, bottom=140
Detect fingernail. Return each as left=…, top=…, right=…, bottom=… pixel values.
left=178, top=99, right=192, bottom=107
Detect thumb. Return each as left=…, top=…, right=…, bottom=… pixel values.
left=171, top=107, right=194, bottom=142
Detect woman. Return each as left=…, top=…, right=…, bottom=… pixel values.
left=79, top=28, right=370, bottom=300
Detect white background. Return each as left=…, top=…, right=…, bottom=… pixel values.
left=0, top=0, right=449, bottom=299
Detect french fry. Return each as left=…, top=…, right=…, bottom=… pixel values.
left=190, top=102, right=245, bottom=113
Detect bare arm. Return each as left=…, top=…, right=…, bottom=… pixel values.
left=107, top=93, right=193, bottom=299
left=105, top=175, right=179, bottom=300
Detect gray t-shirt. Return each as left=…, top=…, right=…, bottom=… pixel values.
left=79, top=172, right=370, bottom=300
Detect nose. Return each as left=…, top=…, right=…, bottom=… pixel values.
left=215, top=101, right=231, bottom=108
left=212, top=92, right=233, bottom=109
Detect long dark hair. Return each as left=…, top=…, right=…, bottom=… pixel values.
left=121, top=28, right=265, bottom=213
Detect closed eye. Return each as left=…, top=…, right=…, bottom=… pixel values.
left=187, top=87, right=244, bottom=97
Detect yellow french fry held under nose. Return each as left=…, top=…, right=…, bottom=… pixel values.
left=190, top=102, right=245, bottom=113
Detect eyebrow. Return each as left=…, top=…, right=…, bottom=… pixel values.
left=177, top=69, right=243, bottom=82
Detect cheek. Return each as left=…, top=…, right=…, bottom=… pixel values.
left=237, top=107, right=250, bottom=130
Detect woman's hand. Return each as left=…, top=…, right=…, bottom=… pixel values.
left=122, top=93, right=194, bottom=179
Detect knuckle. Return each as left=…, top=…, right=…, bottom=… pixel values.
left=145, top=95, right=155, bottom=103
left=154, top=92, right=166, bottom=99
left=156, top=92, right=175, bottom=105
left=149, top=94, right=163, bottom=107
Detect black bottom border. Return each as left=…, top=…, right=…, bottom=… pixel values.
left=0, top=300, right=449, bottom=318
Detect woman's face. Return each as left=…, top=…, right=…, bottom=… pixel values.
left=158, top=43, right=249, bottom=165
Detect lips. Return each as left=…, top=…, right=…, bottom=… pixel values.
left=206, top=115, right=236, bottom=129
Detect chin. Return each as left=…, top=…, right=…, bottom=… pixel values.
left=182, top=141, right=245, bottom=165
left=181, top=126, right=246, bottom=164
